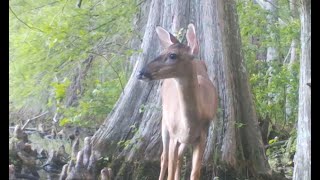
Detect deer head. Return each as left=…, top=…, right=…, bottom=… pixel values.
left=137, top=24, right=199, bottom=81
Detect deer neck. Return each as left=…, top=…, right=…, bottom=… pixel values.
left=173, top=63, right=200, bottom=126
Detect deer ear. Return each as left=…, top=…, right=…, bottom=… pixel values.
left=186, top=24, right=199, bottom=55
left=156, top=26, right=179, bottom=48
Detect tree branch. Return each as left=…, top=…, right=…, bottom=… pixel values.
left=9, top=5, right=44, bottom=33
left=53, top=112, right=59, bottom=123
left=21, top=111, right=49, bottom=130
left=33, top=1, right=59, bottom=10
left=282, top=46, right=292, bottom=64
left=9, top=127, right=37, bottom=131
left=88, top=52, right=125, bottom=95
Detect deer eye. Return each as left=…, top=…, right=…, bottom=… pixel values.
left=169, top=53, right=177, bottom=60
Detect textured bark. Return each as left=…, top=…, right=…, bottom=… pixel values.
left=92, top=0, right=272, bottom=179
left=60, top=137, right=98, bottom=180
left=293, top=0, right=311, bottom=179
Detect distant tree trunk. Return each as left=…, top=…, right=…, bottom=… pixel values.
left=255, top=0, right=279, bottom=62
left=293, top=0, right=311, bottom=179
left=255, top=1, right=280, bottom=128
left=284, top=38, right=298, bottom=122
left=285, top=0, right=299, bottom=121
left=92, top=0, right=272, bottom=179
left=65, top=55, right=94, bottom=107
left=290, top=0, right=299, bottom=18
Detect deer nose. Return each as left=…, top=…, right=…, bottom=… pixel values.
left=137, top=68, right=152, bottom=80
left=137, top=70, right=144, bottom=79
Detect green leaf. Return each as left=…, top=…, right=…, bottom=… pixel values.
left=235, top=122, right=246, bottom=128
left=59, top=118, right=71, bottom=126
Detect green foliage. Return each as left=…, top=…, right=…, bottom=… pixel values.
left=117, top=139, right=132, bottom=149
left=268, top=136, right=279, bottom=145
left=139, top=103, right=162, bottom=114
left=117, top=124, right=139, bottom=149
left=250, top=61, right=299, bottom=125
left=266, top=134, right=296, bottom=178
left=51, top=78, right=70, bottom=103
left=237, top=2, right=299, bottom=176
left=63, top=70, right=126, bottom=127
left=237, top=0, right=300, bottom=127
left=10, top=0, right=137, bottom=126
left=235, top=122, right=246, bottom=128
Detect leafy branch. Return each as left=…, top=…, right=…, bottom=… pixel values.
left=88, top=52, right=125, bottom=95
left=9, top=5, right=44, bottom=32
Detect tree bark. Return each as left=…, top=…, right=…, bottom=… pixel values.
left=293, top=0, right=311, bottom=179
left=91, top=0, right=272, bottom=179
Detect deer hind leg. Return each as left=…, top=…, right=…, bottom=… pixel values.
left=190, top=130, right=207, bottom=180
left=175, top=143, right=186, bottom=180
left=159, top=122, right=169, bottom=180
left=168, top=139, right=179, bottom=180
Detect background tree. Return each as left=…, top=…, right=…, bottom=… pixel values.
left=91, top=0, right=273, bottom=179
left=293, top=0, right=311, bottom=179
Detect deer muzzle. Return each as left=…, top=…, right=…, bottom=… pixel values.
left=137, top=67, right=153, bottom=81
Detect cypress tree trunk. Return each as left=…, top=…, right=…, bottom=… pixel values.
left=91, top=0, right=273, bottom=179
left=292, top=0, right=311, bottom=179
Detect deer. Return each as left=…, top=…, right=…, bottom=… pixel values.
left=137, top=24, right=218, bottom=180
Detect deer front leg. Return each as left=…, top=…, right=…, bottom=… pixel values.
left=168, top=139, right=179, bottom=180
left=190, top=130, right=207, bottom=180
left=159, top=122, right=169, bottom=180
left=175, top=143, right=186, bottom=180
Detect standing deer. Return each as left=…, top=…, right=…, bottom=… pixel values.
left=137, top=24, right=218, bottom=180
